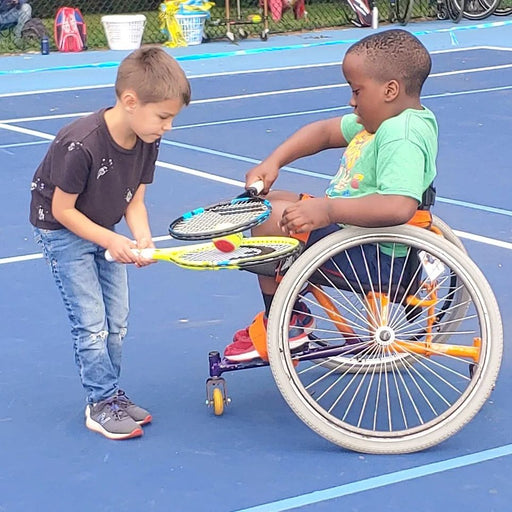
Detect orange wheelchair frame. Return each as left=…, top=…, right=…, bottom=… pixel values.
left=206, top=216, right=502, bottom=454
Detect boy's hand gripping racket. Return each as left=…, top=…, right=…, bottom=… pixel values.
left=168, top=180, right=270, bottom=241
left=104, top=236, right=301, bottom=271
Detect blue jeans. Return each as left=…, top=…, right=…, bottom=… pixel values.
left=33, top=227, right=129, bottom=404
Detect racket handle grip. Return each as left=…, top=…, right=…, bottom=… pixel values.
left=246, top=180, right=264, bottom=196
left=104, top=248, right=154, bottom=262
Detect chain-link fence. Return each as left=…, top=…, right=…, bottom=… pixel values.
left=0, top=0, right=436, bottom=53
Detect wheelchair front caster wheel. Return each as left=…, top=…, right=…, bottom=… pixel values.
left=206, top=376, right=230, bottom=416
left=212, top=387, right=224, bottom=415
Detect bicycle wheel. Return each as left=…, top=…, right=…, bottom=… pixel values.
left=396, top=0, right=415, bottom=24
left=455, top=0, right=499, bottom=19
left=446, top=0, right=465, bottom=21
left=267, top=226, right=502, bottom=454
left=485, top=0, right=512, bottom=14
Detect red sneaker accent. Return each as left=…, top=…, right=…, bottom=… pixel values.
left=224, top=303, right=315, bottom=363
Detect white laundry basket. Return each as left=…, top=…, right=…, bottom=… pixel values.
left=175, top=13, right=207, bottom=45
left=101, top=14, right=146, bottom=50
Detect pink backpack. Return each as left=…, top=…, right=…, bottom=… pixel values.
left=54, top=7, right=87, bottom=52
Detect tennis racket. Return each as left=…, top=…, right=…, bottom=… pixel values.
left=168, top=180, right=271, bottom=241
left=104, top=236, right=301, bottom=271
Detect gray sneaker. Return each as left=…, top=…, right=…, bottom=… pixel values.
left=85, top=397, right=143, bottom=440
left=116, top=390, right=152, bottom=425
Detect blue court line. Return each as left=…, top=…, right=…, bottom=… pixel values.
left=234, top=444, right=512, bottom=511
left=1, top=20, right=512, bottom=76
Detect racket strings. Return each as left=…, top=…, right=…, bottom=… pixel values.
left=171, top=199, right=269, bottom=237
left=174, top=240, right=299, bottom=266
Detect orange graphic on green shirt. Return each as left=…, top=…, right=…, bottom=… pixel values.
left=329, top=130, right=374, bottom=195
left=345, top=130, right=373, bottom=169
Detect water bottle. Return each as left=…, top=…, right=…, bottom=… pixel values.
left=40, top=36, right=49, bottom=55
left=371, top=5, right=379, bottom=29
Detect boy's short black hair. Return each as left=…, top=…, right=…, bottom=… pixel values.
left=346, top=29, right=432, bottom=96
left=115, top=46, right=191, bottom=106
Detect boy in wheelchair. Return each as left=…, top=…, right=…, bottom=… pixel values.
left=224, top=28, right=438, bottom=362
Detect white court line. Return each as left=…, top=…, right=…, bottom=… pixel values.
left=2, top=63, right=512, bottom=126
left=1, top=83, right=511, bottom=134
left=0, top=123, right=54, bottom=140
left=0, top=135, right=511, bottom=266
left=2, top=62, right=512, bottom=121
left=2, top=84, right=512, bottom=216
left=1, top=112, right=511, bottom=260
left=1, top=49, right=511, bottom=264
left=0, top=235, right=172, bottom=265
left=2, top=228, right=511, bottom=266
left=0, top=46, right=510, bottom=99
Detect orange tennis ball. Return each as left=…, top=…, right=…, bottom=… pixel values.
left=213, top=232, right=243, bottom=252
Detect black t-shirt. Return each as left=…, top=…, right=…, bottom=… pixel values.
left=29, top=108, right=159, bottom=230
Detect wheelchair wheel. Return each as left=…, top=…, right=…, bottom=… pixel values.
left=267, top=225, right=502, bottom=454
left=305, top=216, right=468, bottom=374
left=430, top=215, right=470, bottom=344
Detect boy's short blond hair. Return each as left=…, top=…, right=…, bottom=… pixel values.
left=115, top=46, right=191, bottom=106
left=347, top=29, right=431, bottom=96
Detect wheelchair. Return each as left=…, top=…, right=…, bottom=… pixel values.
left=206, top=215, right=503, bottom=454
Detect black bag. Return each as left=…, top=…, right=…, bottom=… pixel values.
left=21, top=18, right=47, bottom=40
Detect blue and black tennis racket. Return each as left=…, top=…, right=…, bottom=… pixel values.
left=168, top=181, right=271, bottom=241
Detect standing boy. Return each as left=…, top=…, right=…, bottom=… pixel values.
left=224, top=29, right=438, bottom=362
left=30, top=47, right=191, bottom=439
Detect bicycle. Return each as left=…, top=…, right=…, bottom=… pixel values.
left=393, top=0, right=466, bottom=24
left=491, top=0, right=512, bottom=15
left=456, top=0, right=500, bottom=19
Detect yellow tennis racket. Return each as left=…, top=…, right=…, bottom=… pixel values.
left=105, top=236, right=301, bottom=271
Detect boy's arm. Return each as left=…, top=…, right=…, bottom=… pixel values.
left=52, top=187, right=139, bottom=263
left=123, top=184, right=156, bottom=267
left=327, top=194, right=419, bottom=226
left=247, top=117, right=348, bottom=193
left=124, top=184, right=154, bottom=249
left=279, top=194, right=418, bottom=234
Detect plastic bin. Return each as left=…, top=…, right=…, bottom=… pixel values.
left=101, top=14, right=146, bottom=50
left=174, top=13, right=207, bottom=45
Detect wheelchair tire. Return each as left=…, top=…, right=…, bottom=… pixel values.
left=430, top=215, right=471, bottom=344
left=267, top=225, right=502, bottom=454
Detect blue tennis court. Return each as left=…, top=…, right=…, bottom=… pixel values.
left=1, top=19, right=511, bottom=512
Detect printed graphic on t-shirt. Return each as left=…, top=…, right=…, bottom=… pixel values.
left=30, top=178, right=47, bottom=221
left=326, top=130, right=374, bottom=197
left=67, top=141, right=83, bottom=152
left=97, top=158, right=113, bottom=179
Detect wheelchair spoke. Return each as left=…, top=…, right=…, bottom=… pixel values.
left=267, top=224, right=502, bottom=453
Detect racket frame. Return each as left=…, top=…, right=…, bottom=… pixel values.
left=106, top=236, right=302, bottom=271
left=168, top=183, right=271, bottom=241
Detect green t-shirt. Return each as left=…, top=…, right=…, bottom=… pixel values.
left=325, top=108, right=438, bottom=257
left=326, top=107, right=438, bottom=204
